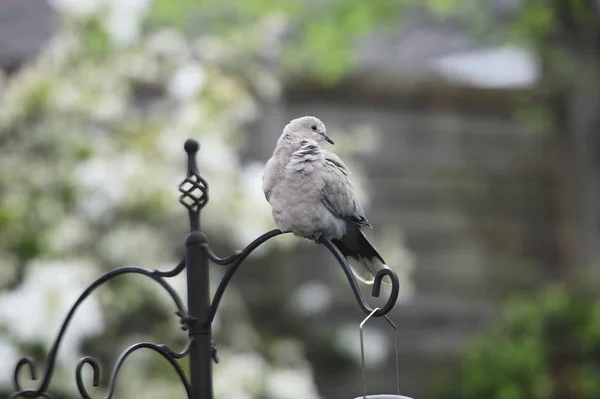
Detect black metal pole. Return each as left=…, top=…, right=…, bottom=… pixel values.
left=180, top=139, right=213, bottom=399
left=186, top=230, right=213, bottom=399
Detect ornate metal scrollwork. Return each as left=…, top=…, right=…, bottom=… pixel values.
left=9, top=264, right=190, bottom=399
left=202, top=229, right=399, bottom=322
left=9, top=138, right=400, bottom=399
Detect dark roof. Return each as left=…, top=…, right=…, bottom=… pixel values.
left=0, top=0, right=56, bottom=73
left=353, top=2, right=539, bottom=89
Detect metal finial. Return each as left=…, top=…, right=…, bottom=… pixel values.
left=184, top=138, right=200, bottom=154
left=179, top=138, right=209, bottom=231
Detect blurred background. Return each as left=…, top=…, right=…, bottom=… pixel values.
left=1, top=0, right=600, bottom=398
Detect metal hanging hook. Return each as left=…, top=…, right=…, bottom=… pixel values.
left=359, top=308, right=400, bottom=399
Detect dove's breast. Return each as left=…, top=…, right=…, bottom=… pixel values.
left=269, top=164, right=346, bottom=239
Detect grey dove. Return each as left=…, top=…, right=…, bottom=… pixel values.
left=262, top=115, right=390, bottom=284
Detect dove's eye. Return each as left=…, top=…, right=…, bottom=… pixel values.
left=311, top=125, right=317, bottom=131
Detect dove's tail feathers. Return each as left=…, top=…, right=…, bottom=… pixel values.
left=331, top=225, right=391, bottom=285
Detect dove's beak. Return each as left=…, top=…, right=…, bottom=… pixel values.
left=322, top=134, right=335, bottom=145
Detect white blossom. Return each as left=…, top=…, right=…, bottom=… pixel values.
left=51, top=81, right=85, bottom=112
left=48, top=0, right=104, bottom=16
left=265, top=368, right=322, bottom=399
left=48, top=216, right=92, bottom=254
left=194, top=36, right=231, bottom=63
left=335, top=323, right=390, bottom=368
left=292, top=281, right=333, bottom=316
left=214, top=351, right=268, bottom=398
left=103, top=0, right=153, bottom=47
left=0, top=259, right=104, bottom=362
left=0, top=338, right=19, bottom=386
left=90, top=88, right=128, bottom=122
left=198, top=133, right=240, bottom=173
left=74, top=155, right=142, bottom=221
left=146, top=29, right=191, bottom=62
left=98, top=224, right=172, bottom=267
left=168, top=62, right=207, bottom=100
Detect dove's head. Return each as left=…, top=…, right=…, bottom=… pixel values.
left=279, top=116, right=333, bottom=146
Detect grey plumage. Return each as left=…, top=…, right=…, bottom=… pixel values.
left=262, top=116, right=390, bottom=284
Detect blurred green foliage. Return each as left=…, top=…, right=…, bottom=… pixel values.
left=148, top=0, right=408, bottom=83
left=147, top=0, right=599, bottom=135
left=433, top=284, right=600, bottom=399
left=147, top=0, right=595, bottom=84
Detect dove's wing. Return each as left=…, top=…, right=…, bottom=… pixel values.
left=262, top=156, right=278, bottom=203
left=320, top=150, right=371, bottom=228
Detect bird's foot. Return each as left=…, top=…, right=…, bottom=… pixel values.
left=311, top=231, right=324, bottom=244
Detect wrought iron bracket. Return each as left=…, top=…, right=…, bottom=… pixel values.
left=9, top=264, right=193, bottom=399
left=203, top=229, right=399, bottom=321
left=8, top=138, right=400, bottom=399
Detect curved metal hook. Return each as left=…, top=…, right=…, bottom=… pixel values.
left=205, top=228, right=285, bottom=323
left=13, top=357, right=37, bottom=392
left=204, top=247, right=242, bottom=266
left=10, top=266, right=187, bottom=396
left=204, top=229, right=399, bottom=321
left=76, top=357, right=100, bottom=399
left=73, top=340, right=192, bottom=399
left=320, top=238, right=399, bottom=317
left=103, top=342, right=192, bottom=399
left=154, top=258, right=186, bottom=278
left=160, top=337, right=194, bottom=359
